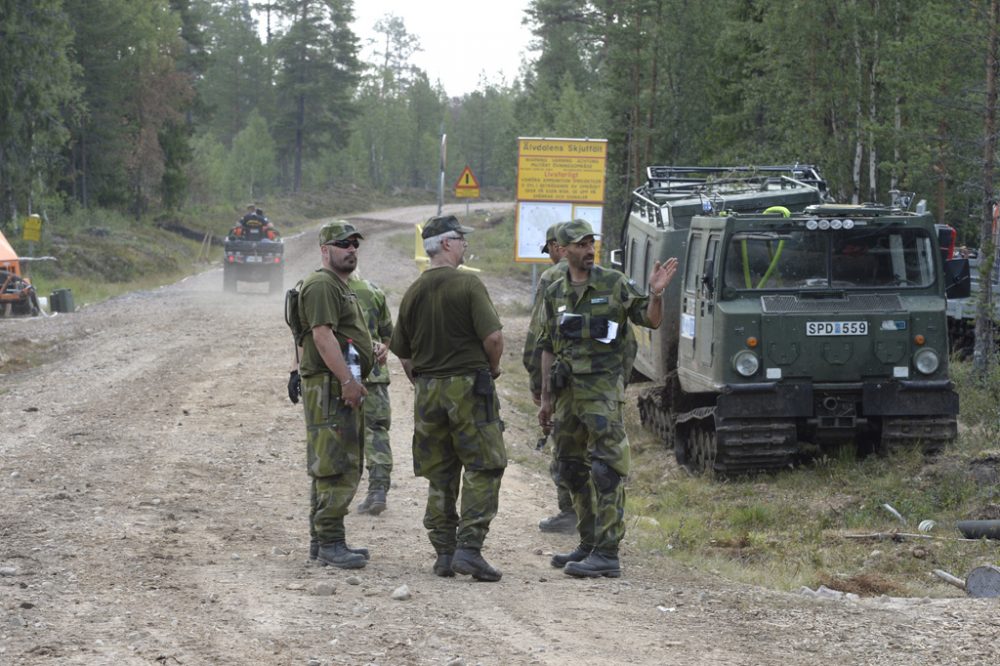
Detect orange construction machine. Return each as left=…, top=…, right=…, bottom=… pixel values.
left=0, top=228, right=41, bottom=316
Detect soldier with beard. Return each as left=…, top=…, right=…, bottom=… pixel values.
left=537, top=219, right=677, bottom=578
left=296, top=220, right=374, bottom=569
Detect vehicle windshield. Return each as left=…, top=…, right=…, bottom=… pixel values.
left=722, top=226, right=936, bottom=290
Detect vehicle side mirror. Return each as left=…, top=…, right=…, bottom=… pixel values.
left=944, top=258, right=971, bottom=299
left=610, top=247, right=623, bottom=270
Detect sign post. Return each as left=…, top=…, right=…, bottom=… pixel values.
left=438, top=128, right=447, bottom=215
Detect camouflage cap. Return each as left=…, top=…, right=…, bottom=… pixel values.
left=557, top=219, right=599, bottom=245
left=540, top=222, right=565, bottom=253
left=421, top=215, right=474, bottom=239
left=319, top=220, right=363, bottom=244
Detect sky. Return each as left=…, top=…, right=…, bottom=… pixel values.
left=352, top=1, right=535, bottom=96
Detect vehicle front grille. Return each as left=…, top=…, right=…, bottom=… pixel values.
left=761, top=294, right=903, bottom=313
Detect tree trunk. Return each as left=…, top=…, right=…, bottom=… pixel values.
left=891, top=0, right=901, bottom=192
left=293, top=92, right=304, bottom=193
left=0, top=143, right=7, bottom=227
left=644, top=1, right=662, bottom=172
left=852, top=17, right=863, bottom=204
left=868, top=5, right=879, bottom=203
left=630, top=18, right=643, bottom=191
left=81, top=126, right=89, bottom=209
left=974, top=0, right=1000, bottom=375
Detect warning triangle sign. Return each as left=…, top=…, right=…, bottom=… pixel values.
left=455, top=165, right=480, bottom=189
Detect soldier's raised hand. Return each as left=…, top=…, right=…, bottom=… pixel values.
left=649, top=257, right=679, bottom=296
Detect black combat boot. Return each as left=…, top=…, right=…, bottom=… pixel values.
left=311, top=537, right=368, bottom=561
left=563, top=551, right=621, bottom=578
left=433, top=552, right=455, bottom=577
left=316, top=541, right=368, bottom=569
left=550, top=545, right=592, bottom=569
left=451, top=547, right=502, bottom=582
left=538, top=509, right=577, bottom=534
left=355, top=488, right=387, bottom=515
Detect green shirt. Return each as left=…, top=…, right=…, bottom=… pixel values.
left=298, top=268, right=374, bottom=379
left=349, top=276, right=393, bottom=385
left=538, top=264, right=651, bottom=401
left=390, top=266, right=502, bottom=377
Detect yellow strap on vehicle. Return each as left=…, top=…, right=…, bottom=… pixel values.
left=741, top=206, right=792, bottom=288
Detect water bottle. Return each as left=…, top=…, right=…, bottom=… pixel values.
left=345, top=338, right=362, bottom=383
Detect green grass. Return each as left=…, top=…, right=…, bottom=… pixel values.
left=951, top=358, right=1000, bottom=434
left=624, top=389, right=1000, bottom=596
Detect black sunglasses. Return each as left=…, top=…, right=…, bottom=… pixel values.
left=327, top=238, right=360, bottom=249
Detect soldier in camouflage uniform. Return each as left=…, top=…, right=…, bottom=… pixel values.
left=390, top=215, right=507, bottom=582
left=538, top=219, right=677, bottom=578
left=296, top=221, right=375, bottom=569
left=523, top=222, right=577, bottom=534
left=349, top=275, right=394, bottom=516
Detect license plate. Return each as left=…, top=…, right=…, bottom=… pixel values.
left=806, top=321, right=868, bottom=336
left=245, top=256, right=261, bottom=263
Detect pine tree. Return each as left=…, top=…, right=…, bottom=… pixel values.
left=272, top=0, right=360, bottom=192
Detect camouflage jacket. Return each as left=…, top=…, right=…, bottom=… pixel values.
left=538, top=264, right=651, bottom=401
left=522, top=259, right=567, bottom=396
left=349, top=277, right=393, bottom=385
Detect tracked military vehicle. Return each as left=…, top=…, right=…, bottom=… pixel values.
left=614, top=166, right=970, bottom=474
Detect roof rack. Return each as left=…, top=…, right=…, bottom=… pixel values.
left=643, top=165, right=827, bottom=194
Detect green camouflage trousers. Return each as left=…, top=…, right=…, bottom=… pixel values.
left=362, top=383, right=392, bottom=489
left=302, top=373, right=365, bottom=544
left=543, top=420, right=574, bottom=513
left=413, top=374, right=507, bottom=554
left=551, top=385, right=631, bottom=555
left=549, top=451, right=575, bottom=513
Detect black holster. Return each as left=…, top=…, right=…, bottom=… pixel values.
left=550, top=359, right=571, bottom=392
left=474, top=369, right=496, bottom=422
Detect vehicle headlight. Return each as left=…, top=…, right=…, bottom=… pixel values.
left=733, top=350, right=760, bottom=377
left=913, top=348, right=940, bottom=375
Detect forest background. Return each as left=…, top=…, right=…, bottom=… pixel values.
left=1, top=0, right=999, bottom=260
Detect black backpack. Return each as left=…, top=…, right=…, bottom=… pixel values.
left=284, top=280, right=307, bottom=347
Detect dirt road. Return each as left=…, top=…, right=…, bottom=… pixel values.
left=2, top=204, right=998, bottom=665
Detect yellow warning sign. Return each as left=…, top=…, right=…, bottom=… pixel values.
left=454, top=165, right=480, bottom=199
left=516, top=138, right=607, bottom=203
left=22, top=214, right=42, bottom=243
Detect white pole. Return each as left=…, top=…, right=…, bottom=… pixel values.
left=438, top=128, right=446, bottom=216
